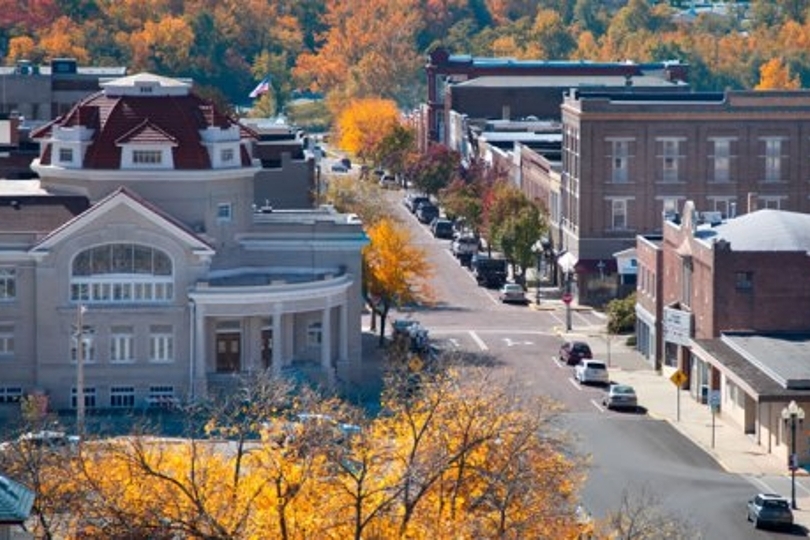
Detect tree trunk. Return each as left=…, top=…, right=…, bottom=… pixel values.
left=378, top=305, right=390, bottom=347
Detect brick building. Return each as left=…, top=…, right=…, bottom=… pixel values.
left=637, top=200, right=810, bottom=464
left=423, top=47, right=689, bottom=151
left=551, top=89, right=810, bottom=305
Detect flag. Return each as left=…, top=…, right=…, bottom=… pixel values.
left=249, top=76, right=271, bottom=99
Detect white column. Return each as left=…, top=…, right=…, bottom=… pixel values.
left=272, top=309, right=283, bottom=376
left=339, top=302, right=348, bottom=364
left=194, top=305, right=207, bottom=399
left=321, top=306, right=332, bottom=370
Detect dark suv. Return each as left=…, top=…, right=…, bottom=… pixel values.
left=559, top=341, right=593, bottom=366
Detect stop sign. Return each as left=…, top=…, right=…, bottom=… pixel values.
left=562, top=292, right=573, bottom=304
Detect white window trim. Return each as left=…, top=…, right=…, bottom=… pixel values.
left=307, top=322, right=322, bottom=347
left=0, top=268, right=16, bottom=301
left=606, top=196, right=634, bottom=231
left=149, top=328, right=174, bottom=363
left=0, top=324, right=14, bottom=357
left=217, top=202, right=233, bottom=222
left=119, top=144, right=175, bottom=170
left=110, top=330, right=135, bottom=364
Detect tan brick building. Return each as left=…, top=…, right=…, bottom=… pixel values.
left=0, top=73, right=367, bottom=416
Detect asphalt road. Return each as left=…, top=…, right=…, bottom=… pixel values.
left=388, top=189, right=800, bottom=539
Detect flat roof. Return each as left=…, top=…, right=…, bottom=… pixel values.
left=454, top=75, right=684, bottom=89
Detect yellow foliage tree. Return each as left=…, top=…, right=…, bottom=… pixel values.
left=5, top=369, right=594, bottom=539
left=363, top=217, right=433, bottom=345
left=756, top=57, right=801, bottom=90
left=335, top=98, right=400, bottom=161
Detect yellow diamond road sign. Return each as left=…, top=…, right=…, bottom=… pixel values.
left=408, top=356, right=424, bottom=373
left=670, top=370, right=687, bottom=387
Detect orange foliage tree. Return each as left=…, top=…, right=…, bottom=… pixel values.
left=363, top=217, right=433, bottom=345
left=292, top=0, right=422, bottom=108
left=756, top=57, right=802, bottom=90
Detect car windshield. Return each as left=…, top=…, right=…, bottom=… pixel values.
left=587, top=362, right=606, bottom=370
left=505, top=285, right=522, bottom=292
left=612, top=385, right=635, bottom=395
left=573, top=343, right=590, bottom=352
left=763, top=499, right=790, bottom=509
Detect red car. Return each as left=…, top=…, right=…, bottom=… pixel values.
left=559, top=341, right=592, bottom=366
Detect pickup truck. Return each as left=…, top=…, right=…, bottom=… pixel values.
left=452, top=235, right=479, bottom=267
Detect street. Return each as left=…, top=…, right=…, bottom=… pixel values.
left=386, top=190, right=807, bottom=538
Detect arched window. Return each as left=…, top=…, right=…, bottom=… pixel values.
left=70, top=244, right=174, bottom=303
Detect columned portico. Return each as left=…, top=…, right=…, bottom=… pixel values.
left=188, top=274, right=354, bottom=397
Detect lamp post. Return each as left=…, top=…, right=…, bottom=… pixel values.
left=73, top=305, right=93, bottom=437
left=557, top=251, right=578, bottom=332
left=782, top=400, right=805, bottom=510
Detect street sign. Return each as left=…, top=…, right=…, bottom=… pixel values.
left=709, top=389, right=721, bottom=408
left=670, top=370, right=688, bottom=387
left=562, top=292, right=573, bottom=304
left=408, top=356, right=424, bottom=373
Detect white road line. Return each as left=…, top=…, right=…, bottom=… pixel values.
left=749, top=476, right=778, bottom=494
left=468, top=330, right=488, bottom=351
left=591, top=399, right=605, bottom=412
left=569, top=378, right=582, bottom=391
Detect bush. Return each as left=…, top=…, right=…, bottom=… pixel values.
left=606, top=293, right=636, bottom=335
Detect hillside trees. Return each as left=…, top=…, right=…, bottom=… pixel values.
left=292, top=0, right=423, bottom=109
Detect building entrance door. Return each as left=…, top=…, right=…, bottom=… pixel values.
left=261, top=328, right=273, bottom=369
left=216, top=332, right=241, bottom=373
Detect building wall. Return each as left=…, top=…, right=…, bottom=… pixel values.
left=31, top=209, right=209, bottom=409
left=254, top=153, right=315, bottom=209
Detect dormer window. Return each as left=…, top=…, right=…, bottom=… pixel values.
left=133, top=150, right=162, bottom=164
left=59, top=148, right=74, bottom=163
left=139, top=85, right=153, bottom=94
left=221, top=148, right=234, bottom=164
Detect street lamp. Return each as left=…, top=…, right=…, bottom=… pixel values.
left=72, top=305, right=94, bottom=437
left=781, top=400, right=805, bottom=510
left=558, top=252, right=578, bottom=332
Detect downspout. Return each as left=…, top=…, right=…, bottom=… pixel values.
left=189, top=298, right=196, bottom=401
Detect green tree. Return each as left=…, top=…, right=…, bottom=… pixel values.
left=606, top=292, right=636, bottom=334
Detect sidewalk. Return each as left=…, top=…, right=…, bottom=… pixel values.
left=556, top=303, right=810, bottom=529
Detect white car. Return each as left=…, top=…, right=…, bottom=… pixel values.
left=575, top=359, right=609, bottom=386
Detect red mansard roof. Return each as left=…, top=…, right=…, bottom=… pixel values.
left=31, top=77, right=257, bottom=170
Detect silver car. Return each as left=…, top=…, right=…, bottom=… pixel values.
left=602, top=384, right=638, bottom=411
left=498, top=283, right=527, bottom=304
left=747, top=493, right=793, bottom=530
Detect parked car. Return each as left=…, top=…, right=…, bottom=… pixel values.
left=416, top=203, right=440, bottom=224
left=747, top=493, right=794, bottom=530
left=331, top=162, right=348, bottom=173
left=559, top=340, right=593, bottom=366
left=340, top=157, right=352, bottom=169
left=575, top=359, right=609, bottom=386
left=379, top=174, right=399, bottom=190
left=471, top=254, right=508, bottom=288
left=452, top=234, right=479, bottom=266
left=602, top=384, right=638, bottom=411
left=498, top=283, right=527, bottom=304
left=430, top=218, right=454, bottom=239
left=405, top=194, right=430, bottom=213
